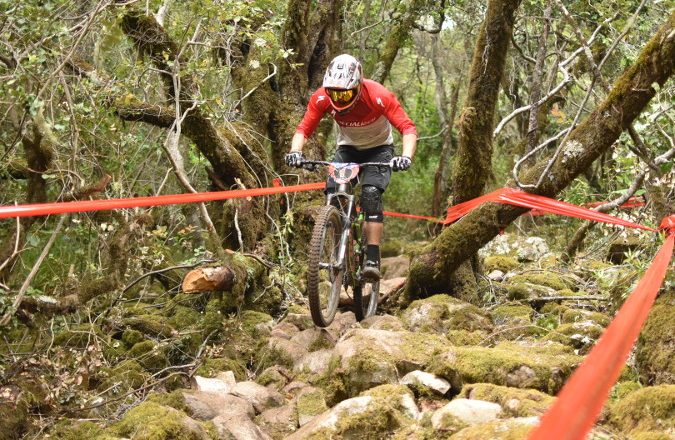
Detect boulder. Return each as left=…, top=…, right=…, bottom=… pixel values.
left=400, top=370, right=451, bottom=397
left=212, top=414, right=272, bottom=440
left=381, top=255, right=410, bottom=278
left=256, top=404, right=297, bottom=439
left=483, top=256, right=519, bottom=273
left=428, top=340, right=580, bottom=394
left=517, top=237, right=550, bottom=262
left=286, top=384, right=418, bottom=439
left=608, top=385, right=675, bottom=435
left=295, top=387, right=328, bottom=427
left=112, top=401, right=215, bottom=440
left=450, top=416, right=539, bottom=439
left=183, top=391, right=254, bottom=420
left=270, top=321, right=300, bottom=340
left=294, top=349, right=336, bottom=376
left=461, top=383, right=554, bottom=417
left=267, top=336, right=308, bottom=365
left=191, top=372, right=236, bottom=394
left=402, top=294, right=494, bottom=335
left=430, top=398, right=503, bottom=432
left=360, top=314, right=406, bottom=331
left=635, top=294, right=675, bottom=385
left=231, top=381, right=284, bottom=413
left=333, top=328, right=450, bottom=395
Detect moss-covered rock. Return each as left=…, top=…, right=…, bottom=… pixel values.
left=608, top=385, right=675, bottom=434
left=97, top=359, right=150, bottom=394
left=449, top=416, right=538, bottom=439
left=48, top=419, right=103, bottom=439
left=123, top=314, right=175, bottom=338
left=402, top=294, right=494, bottom=335
left=446, top=330, right=488, bottom=346
left=110, top=401, right=216, bottom=439
left=428, top=341, right=580, bottom=394
left=506, top=283, right=556, bottom=300
left=146, top=390, right=190, bottom=413
left=0, top=390, right=30, bottom=440
left=561, top=308, right=610, bottom=326
left=121, top=329, right=144, bottom=347
left=461, top=383, right=554, bottom=417
left=195, top=357, right=247, bottom=381
left=483, top=256, right=519, bottom=273
left=508, top=272, right=572, bottom=291
left=288, top=384, right=418, bottom=440
left=611, top=381, right=641, bottom=400
left=635, top=294, right=674, bottom=385
left=166, top=305, right=202, bottom=331
left=296, top=388, right=328, bottom=426
left=127, top=340, right=168, bottom=372
left=490, top=305, right=534, bottom=326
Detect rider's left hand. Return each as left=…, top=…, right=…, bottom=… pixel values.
left=391, top=155, right=412, bottom=172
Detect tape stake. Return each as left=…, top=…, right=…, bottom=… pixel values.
left=529, top=231, right=674, bottom=440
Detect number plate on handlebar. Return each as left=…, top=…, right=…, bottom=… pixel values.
left=329, top=163, right=360, bottom=184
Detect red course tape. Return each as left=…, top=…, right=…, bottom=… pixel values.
left=529, top=227, right=674, bottom=440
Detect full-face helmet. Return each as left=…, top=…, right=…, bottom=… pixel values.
left=323, top=54, right=363, bottom=112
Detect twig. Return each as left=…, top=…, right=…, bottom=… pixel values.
left=0, top=210, right=21, bottom=273
left=0, top=216, right=66, bottom=326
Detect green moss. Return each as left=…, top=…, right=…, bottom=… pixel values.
left=312, top=355, right=348, bottom=406
left=449, top=418, right=535, bottom=439
left=200, top=299, right=224, bottom=336
left=113, top=401, right=216, bottom=439
left=128, top=340, right=168, bottom=372
left=147, top=390, right=189, bottom=413
left=635, top=294, right=675, bottom=385
left=49, top=420, right=103, bottom=439
left=296, top=389, right=328, bottom=420
left=256, top=366, right=288, bottom=389
left=483, top=256, right=519, bottom=272
left=611, top=381, right=641, bottom=400
left=166, top=305, right=201, bottom=331
left=491, top=305, right=533, bottom=324
left=461, top=383, right=554, bottom=417
left=447, top=329, right=486, bottom=346
left=286, top=303, right=309, bottom=315
left=630, top=432, right=673, bottom=440
left=609, top=385, right=675, bottom=433
left=98, top=359, right=150, bottom=394
left=122, top=329, right=144, bottom=347
left=509, top=272, right=570, bottom=291
left=123, top=315, right=175, bottom=337
left=195, top=358, right=247, bottom=381
left=429, top=341, right=580, bottom=394
left=403, top=294, right=493, bottom=334
left=561, top=309, right=610, bottom=326
left=543, top=321, right=603, bottom=347
left=381, top=239, right=404, bottom=258
left=53, top=324, right=103, bottom=348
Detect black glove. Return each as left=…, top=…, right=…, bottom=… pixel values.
left=391, top=155, right=412, bottom=172
left=285, top=151, right=303, bottom=168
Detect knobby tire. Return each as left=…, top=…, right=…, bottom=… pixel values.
left=307, top=206, right=344, bottom=327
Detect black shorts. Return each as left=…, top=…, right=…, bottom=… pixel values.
left=326, top=145, right=394, bottom=192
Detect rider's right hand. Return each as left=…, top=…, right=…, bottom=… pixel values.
left=285, top=151, right=303, bottom=168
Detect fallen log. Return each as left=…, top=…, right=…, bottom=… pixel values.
left=182, top=267, right=236, bottom=293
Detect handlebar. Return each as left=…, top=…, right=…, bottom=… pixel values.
left=300, top=160, right=393, bottom=170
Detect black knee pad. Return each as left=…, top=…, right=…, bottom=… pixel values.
left=361, top=185, right=384, bottom=222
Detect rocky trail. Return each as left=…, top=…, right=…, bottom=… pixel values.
left=2, top=234, right=673, bottom=440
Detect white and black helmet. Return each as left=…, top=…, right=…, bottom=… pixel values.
left=323, top=54, right=362, bottom=89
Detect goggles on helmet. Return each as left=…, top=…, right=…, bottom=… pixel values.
left=326, top=87, right=359, bottom=110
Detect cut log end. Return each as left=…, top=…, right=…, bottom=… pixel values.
left=182, top=267, right=235, bottom=293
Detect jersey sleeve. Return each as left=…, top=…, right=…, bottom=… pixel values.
left=295, top=90, right=329, bottom=138
left=383, top=90, right=417, bottom=137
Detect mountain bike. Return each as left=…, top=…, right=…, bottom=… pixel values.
left=301, top=160, right=393, bottom=327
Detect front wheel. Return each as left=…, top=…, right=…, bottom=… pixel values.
left=307, top=206, right=345, bottom=327
left=353, top=279, right=379, bottom=321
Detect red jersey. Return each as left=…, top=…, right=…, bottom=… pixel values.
left=295, top=79, right=417, bottom=150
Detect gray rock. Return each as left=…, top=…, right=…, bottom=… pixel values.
left=268, top=336, right=308, bottom=364
left=212, top=414, right=273, bottom=440
left=294, top=349, right=335, bottom=376
left=231, top=381, right=284, bottom=413
left=256, top=404, right=297, bottom=438
left=517, top=237, right=550, bottom=262
left=450, top=416, right=539, bottom=439
left=191, top=371, right=236, bottom=394
left=400, top=370, right=451, bottom=396
left=402, top=294, right=494, bottom=334
left=290, top=327, right=333, bottom=351
left=270, top=321, right=300, bottom=340
left=182, top=391, right=254, bottom=420
left=380, top=255, right=410, bottom=278
left=431, top=398, right=503, bottom=430
left=360, top=314, right=406, bottom=331
left=487, top=270, right=505, bottom=281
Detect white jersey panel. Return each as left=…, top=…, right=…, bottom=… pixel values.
left=336, top=115, right=394, bottom=149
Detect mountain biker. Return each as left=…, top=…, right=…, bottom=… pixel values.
left=285, top=54, right=417, bottom=281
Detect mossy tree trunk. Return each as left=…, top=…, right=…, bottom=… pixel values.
left=443, top=0, right=522, bottom=299
left=404, top=12, right=674, bottom=303
left=117, top=11, right=268, bottom=250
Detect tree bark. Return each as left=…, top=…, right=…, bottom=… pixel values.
left=404, top=13, right=674, bottom=303
left=452, top=0, right=522, bottom=205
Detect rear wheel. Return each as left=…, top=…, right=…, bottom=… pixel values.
left=307, top=206, right=345, bottom=327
